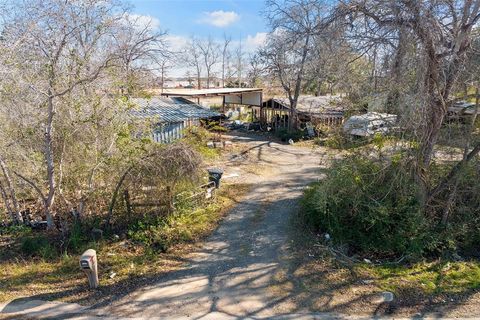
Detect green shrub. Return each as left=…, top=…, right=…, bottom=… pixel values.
left=182, top=126, right=220, bottom=159
left=441, top=162, right=480, bottom=256
left=21, top=235, right=57, bottom=259
left=1, top=224, right=31, bottom=236
left=276, top=128, right=305, bottom=142
left=65, top=222, right=88, bottom=253
left=302, top=154, right=480, bottom=259
left=302, top=155, right=427, bottom=257
left=128, top=201, right=222, bottom=252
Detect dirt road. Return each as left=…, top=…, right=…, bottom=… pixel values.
left=100, top=133, right=329, bottom=319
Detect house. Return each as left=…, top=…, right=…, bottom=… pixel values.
left=343, top=112, right=398, bottom=137
left=258, top=95, right=344, bottom=130
left=130, top=97, right=221, bottom=143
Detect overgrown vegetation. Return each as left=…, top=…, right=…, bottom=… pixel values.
left=301, top=152, right=480, bottom=259
left=280, top=211, right=480, bottom=314
left=182, top=126, right=222, bottom=160
left=358, top=261, right=480, bottom=296
left=0, top=183, right=250, bottom=302
left=128, top=200, right=224, bottom=252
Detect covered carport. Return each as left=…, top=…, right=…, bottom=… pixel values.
left=161, top=88, right=263, bottom=114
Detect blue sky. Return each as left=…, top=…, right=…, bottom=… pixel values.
left=129, top=0, right=269, bottom=77
left=131, top=0, right=267, bottom=40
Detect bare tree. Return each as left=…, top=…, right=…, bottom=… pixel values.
left=113, top=13, right=168, bottom=95
left=234, top=40, right=244, bottom=88
left=0, top=0, right=119, bottom=228
left=198, top=36, right=220, bottom=88
left=184, top=37, right=203, bottom=89
left=221, top=34, right=232, bottom=88
left=341, top=0, right=480, bottom=204
left=261, top=0, right=334, bottom=130
left=0, top=0, right=169, bottom=229
left=247, top=52, right=264, bottom=87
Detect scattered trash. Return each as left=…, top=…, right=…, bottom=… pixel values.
left=308, top=253, right=315, bottom=257
left=361, top=279, right=374, bottom=285
left=288, top=138, right=294, bottom=145
left=206, top=141, right=214, bottom=148
left=373, top=291, right=394, bottom=303
left=324, top=233, right=331, bottom=241
left=306, top=122, right=315, bottom=137
left=113, top=234, right=120, bottom=240
left=109, top=272, right=117, bottom=279
left=205, top=188, right=213, bottom=199
left=363, top=258, right=372, bottom=264
left=106, top=252, right=116, bottom=256
left=223, top=173, right=240, bottom=179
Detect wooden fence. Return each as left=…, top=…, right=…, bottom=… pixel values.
left=124, top=181, right=217, bottom=214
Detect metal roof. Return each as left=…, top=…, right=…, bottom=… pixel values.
left=130, top=97, right=220, bottom=122
left=262, top=96, right=344, bottom=116
left=161, top=88, right=262, bottom=97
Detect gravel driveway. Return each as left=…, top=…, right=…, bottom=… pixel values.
left=101, top=133, right=329, bottom=319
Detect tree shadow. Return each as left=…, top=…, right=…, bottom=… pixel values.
left=2, top=135, right=479, bottom=319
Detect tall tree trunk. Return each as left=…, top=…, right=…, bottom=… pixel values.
left=45, top=92, right=56, bottom=229
left=0, top=157, right=22, bottom=223
left=222, top=58, right=226, bottom=87
left=0, top=179, right=15, bottom=223
left=289, top=34, right=310, bottom=131
left=386, top=27, right=407, bottom=114
left=428, top=85, right=480, bottom=203
left=196, top=68, right=201, bottom=89
left=107, top=165, right=133, bottom=228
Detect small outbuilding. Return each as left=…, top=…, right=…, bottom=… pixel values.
left=161, top=88, right=263, bottom=112
left=257, top=95, right=344, bottom=130
left=130, top=97, right=221, bottom=143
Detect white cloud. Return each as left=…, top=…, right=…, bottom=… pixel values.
left=245, top=32, right=267, bottom=51
left=165, top=35, right=189, bottom=52
left=199, top=10, right=240, bottom=27
left=123, top=13, right=160, bottom=31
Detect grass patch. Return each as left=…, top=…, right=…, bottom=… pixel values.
left=281, top=211, right=480, bottom=315
left=356, top=261, right=480, bottom=296
left=0, top=183, right=251, bottom=304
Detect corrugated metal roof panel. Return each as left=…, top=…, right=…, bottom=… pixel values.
left=130, top=97, right=220, bottom=122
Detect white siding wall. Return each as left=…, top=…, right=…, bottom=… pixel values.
left=153, top=119, right=201, bottom=143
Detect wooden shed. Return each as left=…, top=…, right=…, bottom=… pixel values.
left=257, top=96, right=344, bottom=130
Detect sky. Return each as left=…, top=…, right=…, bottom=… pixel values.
left=130, top=0, right=269, bottom=77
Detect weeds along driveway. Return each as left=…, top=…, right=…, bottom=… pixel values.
left=101, top=133, right=329, bottom=319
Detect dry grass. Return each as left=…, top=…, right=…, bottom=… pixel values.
left=0, top=183, right=251, bottom=304
left=275, top=212, right=480, bottom=316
